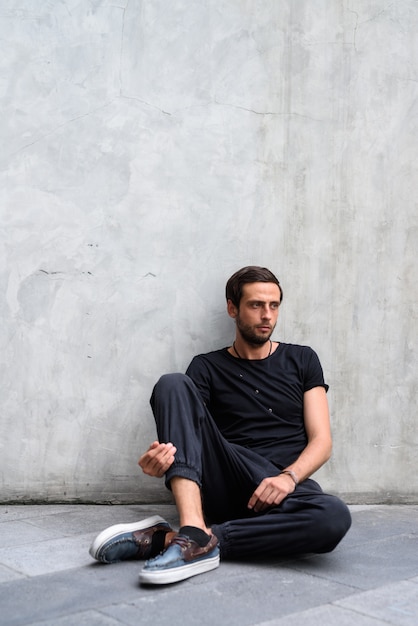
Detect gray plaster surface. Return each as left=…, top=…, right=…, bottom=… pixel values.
left=1, top=0, right=417, bottom=505
left=0, top=505, right=417, bottom=626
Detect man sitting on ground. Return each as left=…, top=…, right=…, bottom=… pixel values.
left=90, top=266, right=351, bottom=585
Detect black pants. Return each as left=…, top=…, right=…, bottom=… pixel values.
left=150, top=373, right=351, bottom=560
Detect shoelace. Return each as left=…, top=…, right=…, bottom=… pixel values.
left=170, top=534, right=194, bottom=549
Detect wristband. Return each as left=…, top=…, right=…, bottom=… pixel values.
left=281, top=469, right=299, bottom=485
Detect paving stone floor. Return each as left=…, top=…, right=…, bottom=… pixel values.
left=0, top=504, right=417, bottom=625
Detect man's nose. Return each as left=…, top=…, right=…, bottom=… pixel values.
left=261, top=306, right=272, bottom=318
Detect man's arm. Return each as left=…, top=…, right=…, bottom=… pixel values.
left=284, top=385, right=332, bottom=482
left=247, top=386, right=332, bottom=512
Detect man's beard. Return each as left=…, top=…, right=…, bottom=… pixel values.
left=236, top=315, right=275, bottom=346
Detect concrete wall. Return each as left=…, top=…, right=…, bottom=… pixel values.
left=1, top=1, right=416, bottom=504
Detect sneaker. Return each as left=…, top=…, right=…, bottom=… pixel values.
left=139, top=533, right=220, bottom=585
left=89, top=515, right=172, bottom=563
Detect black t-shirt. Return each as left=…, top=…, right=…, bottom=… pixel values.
left=186, top=343, right=328, bottom=469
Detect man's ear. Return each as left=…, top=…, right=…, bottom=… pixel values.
left=227, top=299, right=238, bottom=319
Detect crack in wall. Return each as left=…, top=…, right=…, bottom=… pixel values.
left=119, top=94, right=171, bottom=115
left=6, top=100, right=118, bottom=160
left=346, top=8, right=359, bottom=52
left=118, top=1, right=129, bottom=96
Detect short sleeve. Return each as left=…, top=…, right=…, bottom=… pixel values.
left=304, top=348, right=329, bottom=393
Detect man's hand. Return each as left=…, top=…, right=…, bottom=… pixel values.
left=247, top=473, right=296, bottom=512
left=138, top=441, right=177, bottom=478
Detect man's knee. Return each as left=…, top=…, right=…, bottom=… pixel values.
left=150, top=373, right=201, bottom=418
left=153, top=373, right=190, bottom=396
left=315, top=497, right=352, bottom=553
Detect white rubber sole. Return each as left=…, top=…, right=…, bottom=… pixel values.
left=139, top=552, right=220, bottom=585
left=89, top=515, right=167, bottom=560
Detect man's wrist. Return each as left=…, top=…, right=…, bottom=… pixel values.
left=281, top=469, right=299, bottom=485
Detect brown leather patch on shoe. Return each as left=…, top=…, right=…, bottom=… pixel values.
left=171, top=534, right=218, bottom=562
left=132, top=523, right=170, bottom=558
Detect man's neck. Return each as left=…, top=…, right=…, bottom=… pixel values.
left=230, top=338, right=276, bottom=360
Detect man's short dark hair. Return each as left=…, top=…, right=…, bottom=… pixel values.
left=225, top=266, right=283, bottom=308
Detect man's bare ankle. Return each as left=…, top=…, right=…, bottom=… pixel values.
left=179, top=522, right=209, bottom=533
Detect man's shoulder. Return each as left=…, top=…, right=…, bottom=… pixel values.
left=282, top=342, right=321, bottom=360
left=279, top=342, right=315, bottom=354
left=189, top=347, right=229, bottom=365
left=185, top=347, right=230, bottom=380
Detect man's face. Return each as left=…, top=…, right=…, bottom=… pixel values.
left=228, top=282, right=281, bottom=346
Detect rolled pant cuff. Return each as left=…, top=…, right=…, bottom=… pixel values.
left=165, top=463, right=202, bottom=489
